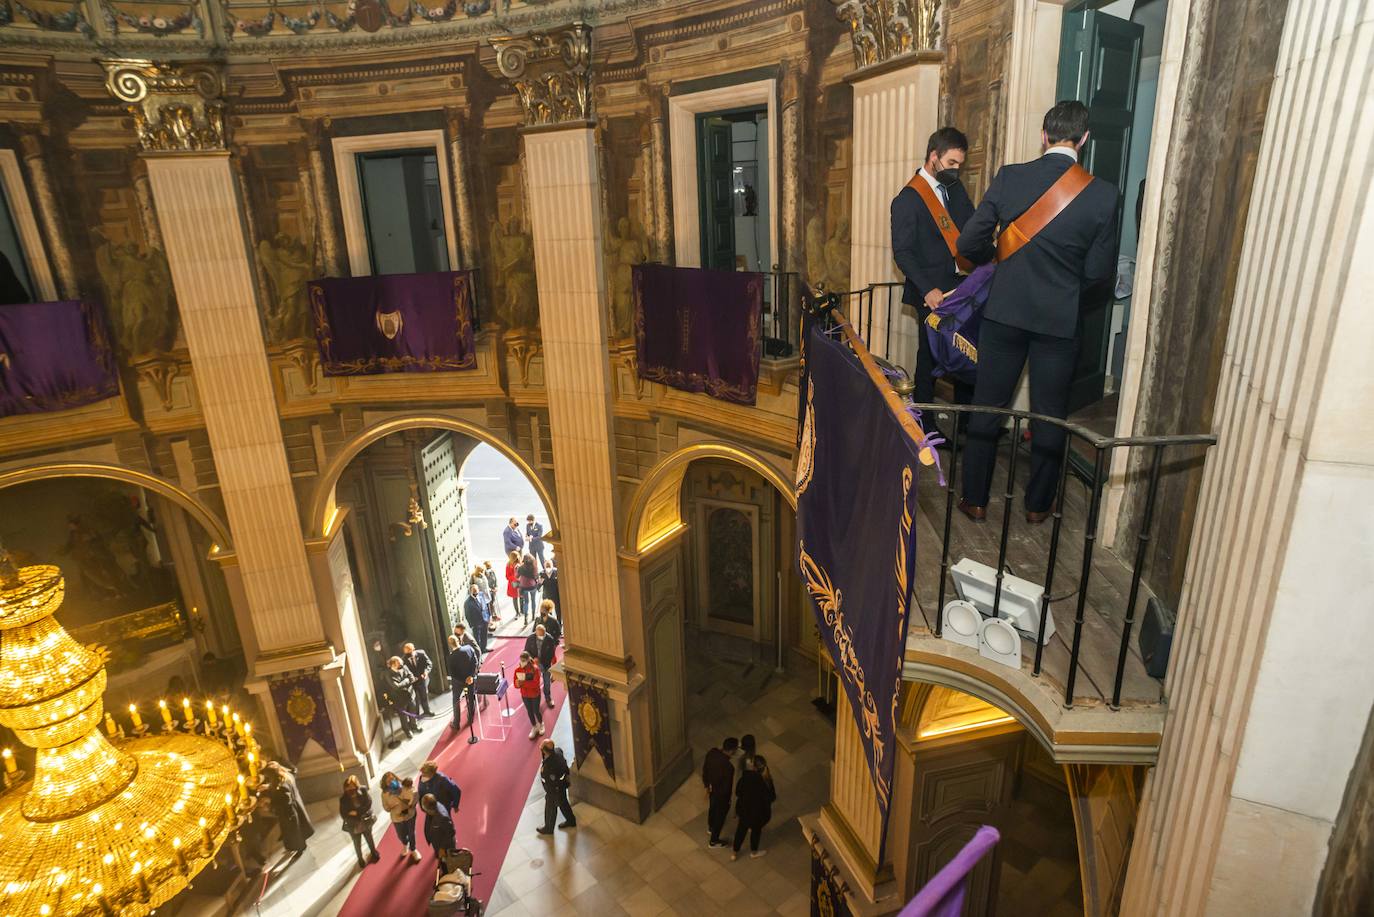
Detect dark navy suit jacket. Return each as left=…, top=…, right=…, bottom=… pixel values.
left=957, top=152, right=1118, bottom=338
left=891, top=176, right=975, bottom=307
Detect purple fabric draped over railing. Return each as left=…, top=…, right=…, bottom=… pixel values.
left=0, top=300, right=119, bottom=418
left=898, top=825, right=1000, bottom=917
left=308, top=271, right=476, bottom=376
left=633, top=263, right=762, bottom=405
left=926, top=263, right=995, bottom=383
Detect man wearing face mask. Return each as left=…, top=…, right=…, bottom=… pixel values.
left=954, top=100, right=1118, bottom=524
left=891, top=127, right=977, bottom=435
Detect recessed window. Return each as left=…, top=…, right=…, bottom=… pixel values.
left=0, top=181, right=33, bottom=304
left=696, top=108, right=770, bottom=273
left=355, top=149, right=450, bottom=275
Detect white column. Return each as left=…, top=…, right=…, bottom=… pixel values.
left=522, top=127, right=625, bottom=660
left=1122, top=4, right=1374, bottom=914
left=144, top=154, right=328, bottom=657
left=847, top=58, right=941, bottom=369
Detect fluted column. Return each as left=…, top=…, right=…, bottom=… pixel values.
left=779, top=61, right=805, bottom=273
left=130, top=157, right=163, bottom=252
left=820, top=691, right=889, bottom=900
left=846, top=56, right=941, bottom=367
left=302, top=119, right=343, bottom=277
left=444, top=108, right=480, bottom=270
left=648, top=86, right=674, bottom=263
left=17, top=129, right=78, bottom=299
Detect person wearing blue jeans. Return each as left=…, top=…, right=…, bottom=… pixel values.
left=380, top=771, right=421, bottom=863
left=517, top=553, right=540, bottom=626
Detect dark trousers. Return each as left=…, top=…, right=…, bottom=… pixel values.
left=394, top=817, right=417, bottom=851
left=350, top=827, right=378, bottom=863
left=913, top=303, right=975, bottom=408
left=707, top=793, right=731, bottom=843
left=413, top=676, right=432, bottom=716
left=961, top=318, right=1077, bottom=512
left=542, top=785, right=575, bottom=830
left=732, top=821, right=763, bottom=853
left=538, top=661, right=553, bottom=704
left=452, top=687, right=475, bottom=729
left=522, top=695, right=541, bottom=726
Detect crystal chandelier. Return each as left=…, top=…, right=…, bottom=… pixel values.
left=0, top=550, right=247, bottom=916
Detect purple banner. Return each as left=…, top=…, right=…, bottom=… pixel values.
left=269, top=672, right=337, bottom=764
left=568, top=679, right=614, bottom=779
left=899, top=825, right=1000, bottom=917
left=0, top=300, right=119, bottom=418
left=810, top=845, right=855, bottom=917
left=925, top=264, right=994, bottom=383
left=309, top=271, right=476, bottom=376
left=797, top=319, right=921, bottom=850
left=633, top=264, right=761, bottom=405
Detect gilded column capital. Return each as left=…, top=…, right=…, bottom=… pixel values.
left=490, top=22, right=594, bottom=127
left=100, top=59, right=228, bottom=153
left=831, top=0, right=941, bottom=70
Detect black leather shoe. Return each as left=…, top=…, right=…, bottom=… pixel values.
left=957, top=499, right=987, bottom=523
left=536, top=827, right=553, bottom=836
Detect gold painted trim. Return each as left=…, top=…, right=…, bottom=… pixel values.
left=0, top=461, right=233, bottom=552
left=623, top=442, right=796, bottom=552
left=308, top=413, right=558, bottom=538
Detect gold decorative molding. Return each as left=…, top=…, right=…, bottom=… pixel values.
left=504, top=330, right=542, bottom=386
left=276, top=340, right=320, bottom=394
left=131, top=351, right=183, bottom=411
left=831, top=0, right=941, bottom=69
left=491, top=22, right=594, bottom=127
left=101, top=59, right=228, bottom=153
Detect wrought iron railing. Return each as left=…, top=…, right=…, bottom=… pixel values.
left=806, top=283, right=1217, bottom=709
left=762, top=267, right=802, bottom=361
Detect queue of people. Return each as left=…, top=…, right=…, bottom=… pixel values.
left=339, top=759, right=464, bottom=870
left=702, top=734, right=778, bottom=861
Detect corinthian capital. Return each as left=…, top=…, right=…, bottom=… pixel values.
left=490, top=22, right=593, bottom=128
left=101, top=59, right=228, bottom=154
left=832, top=0, right=941, bottom=70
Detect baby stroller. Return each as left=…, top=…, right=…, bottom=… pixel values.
left=428, top=847, right=483, bottom=916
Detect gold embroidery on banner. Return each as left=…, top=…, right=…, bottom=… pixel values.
left=796, top=375, right=816, bottom=495
left=925, top=312, right=941, bottom=330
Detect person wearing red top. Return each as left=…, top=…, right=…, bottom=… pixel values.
left=514, top=652, right=543, bottom=740
left=505, top=550, right=521, bottom=621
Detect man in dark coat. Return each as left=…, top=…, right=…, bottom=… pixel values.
left=701, top=736, right=739, bottom=848
left=955, top=100, right=1118, bottom=522
left=446, top=634, right=478, bottom=730
left=262, top=761, right=315, bottom=853
left=891, top=126, right=977, bottom=433
left=536, top=740, right=576, bottom=834
left=541, top=560, right=559, bottom=610
left=384, top=656, right=421, bottom=738
left=502, top=518, right=524, bottom=556
left=420, top=795, right=456, bottom=855
left=463, top=585, right=488, bottom=653
left=535, top=601, right=562, bottom=644
left=524, top=624, right=558, bottom=707
left=417, top=760, right=462, bottom=815
left=401, top=642, right=434, bottom=717
left=526, top=514, right=546, bottom=571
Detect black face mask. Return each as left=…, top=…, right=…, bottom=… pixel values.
left=935, top=168, right=960, bottom=186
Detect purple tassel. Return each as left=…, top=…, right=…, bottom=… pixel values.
left=906, top=405, right=946, bottom=487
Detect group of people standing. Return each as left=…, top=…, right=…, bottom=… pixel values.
left=501, top=515, right=558, bottom=627
left=450, top=595, right=562, bottom=741
left=701, top=735, right=778, bottom=861
left=891, top=101, right=1119, bottom=520
left=371, top=639, right=437, bottom=741
left=338, top=760, right=464, bottom=870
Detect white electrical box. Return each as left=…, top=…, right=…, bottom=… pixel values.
left=950, top=557, right=1055, bottom=645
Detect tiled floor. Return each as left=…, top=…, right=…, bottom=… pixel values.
left=482, top=652, right=836, bottom=917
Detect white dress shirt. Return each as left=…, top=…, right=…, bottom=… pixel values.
left=1045, top=145, right=1079, bottom=162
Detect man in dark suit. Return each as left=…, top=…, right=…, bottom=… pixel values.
left=955, top=101, right=1118, bottom=522
left=701, top=736, right=739, bottom=849
left=445, top=634, right=478, bottom=730
left=891, top=126, right=977, bottom=430
left=536, top=740, right=576, bottom=834
left=463, top=585, right=487, bottom=653
left=401, top=642, right=434, bottom=717
left=524, top=624, right=558, bottom=708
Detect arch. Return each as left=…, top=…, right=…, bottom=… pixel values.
left=625, top=442, right=796, bottom=553
left=308, top=413, right=559, bottom=539
left=0, top=462, right=234, bottom=553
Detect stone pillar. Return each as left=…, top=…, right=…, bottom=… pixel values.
left=846, top=55, right=942, bottom=367
left=230, top=145, right=273, bottom=318
left=648, top=85, right=674, bottom=263
left=102, top=62, right=354, bottom=795
left=779, top=60, right=805, bottom=273
left=819, top=691, right=893, bottom=902
left=130, top=157, right=163, bottom=252
left=16, top=129, right=78, bottom=299
left=302, top=118, right=344, bottom=277
left=1120, top=3, right=1374, bottom=913
left=444, top=107, right=480, bottom=270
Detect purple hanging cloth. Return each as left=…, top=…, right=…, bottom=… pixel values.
left=898, top=825, right=1000, bottom=917
left=925, top=263, right=995, bottom=383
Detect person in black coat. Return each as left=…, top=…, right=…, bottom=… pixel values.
left=446, top=634, right=478, bottom=730
left=731, top=754, right=777, bottom=861
left=339, top=775, right=380, bottom=868
left=421, top=794, right=456, bottom=855
left=955, top=100, right=1118, bottom=521
left=384, top=656, right=421, bottom=738
left=541, top=560, right=559, bottom=610
left=702, top=736, right=739, bottom=848
left=891, top=126, right=977, bottom=421
left=536, top=740, right=577, bottom=834
left=524, top=624, right=558, bottom=707
left=535, top=600, right=561, bottom=643
left=402, top=642, right=434, bottom=717
left=463, top=586, right=488, bottom=654
left=262, top=761, right=315, bottom=854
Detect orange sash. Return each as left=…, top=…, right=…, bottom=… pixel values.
left=995, top=163, right=1093, bottom=262
left=906, top=173, right=975, bottom=275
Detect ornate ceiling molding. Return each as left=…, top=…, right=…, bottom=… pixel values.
left=831, top=0, right=941, bottom=71
left=101, top=59, right=227, bottom=152
left=490, top=21, right=593, bottom=128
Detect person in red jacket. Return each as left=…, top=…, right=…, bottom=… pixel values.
left=505, top=550, right=521, bottom=622
left=514, top=651, right=543, bottom=740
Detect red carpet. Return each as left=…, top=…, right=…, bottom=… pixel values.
left=337, top=636, right=565, bottom=916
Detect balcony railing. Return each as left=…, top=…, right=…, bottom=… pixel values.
left=807, top=283, right=1217, bottom=709
left=762, top=267, right=802, bottom=361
